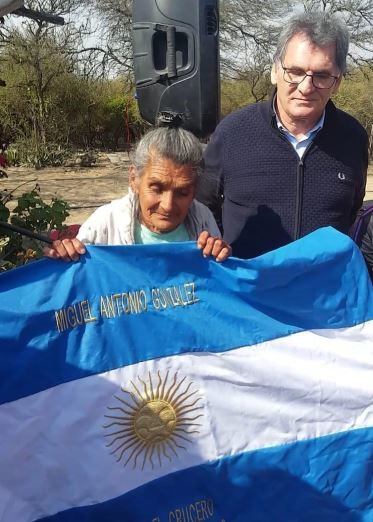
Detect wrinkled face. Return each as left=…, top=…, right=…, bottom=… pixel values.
left=130, top=154, right=196, bottom=234
left=271, top=33, right=342, bottom=126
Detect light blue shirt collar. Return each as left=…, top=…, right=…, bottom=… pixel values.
left=134, top=220, right=190, bottom=244
left=273, top=98, right=325, bottom=158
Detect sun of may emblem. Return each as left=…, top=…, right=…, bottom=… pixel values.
left=103, top=371, right=203, bottom=470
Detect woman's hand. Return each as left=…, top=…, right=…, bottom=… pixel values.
left=197, top=231, right=232, bottom=262
left=43, top=238, right=86, bottom=262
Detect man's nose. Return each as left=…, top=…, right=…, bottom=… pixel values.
left=297, top=74, right=316, bottom=94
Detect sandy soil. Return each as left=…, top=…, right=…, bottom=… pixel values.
left=1, top=153, right=131, bottom=225
left=2, top=156, right=373, bottom=226
left=364, top=167, right=373, bottom=204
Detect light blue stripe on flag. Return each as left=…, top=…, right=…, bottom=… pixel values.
left=41, top=427, right=373, bottom=522
left=0, top=227, right=372, bottom=404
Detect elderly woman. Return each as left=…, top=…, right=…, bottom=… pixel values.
left=45, top=127, right=231, bottom=261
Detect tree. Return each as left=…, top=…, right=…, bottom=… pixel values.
left=301, top=0, right=373, bottom=68
left=0, top=1, right=86, bottom=143
left=0, top=32, right=76, bottom=145
left=333, top=65, right=373, bottom=136
left=0, top=0, right=147, bottom=157
left=59, top=77, right=145, bottom=149
left=219, top=0, right=290, bottom=74
left=81, top=0, right=133, bottom=73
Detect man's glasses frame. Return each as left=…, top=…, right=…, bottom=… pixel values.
left=281, top=62, right=339, bottom=89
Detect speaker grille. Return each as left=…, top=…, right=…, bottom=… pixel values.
left=205, top=6, right=218, bottom=35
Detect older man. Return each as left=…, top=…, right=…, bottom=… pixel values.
left=45, top=126, right=231, bottom=262
left=200, top=12, right=368, bottom=259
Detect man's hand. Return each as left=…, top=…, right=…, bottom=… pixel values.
left=43, top=238, right=86, bottom=262
left=197, top=231, right=232, bottom=262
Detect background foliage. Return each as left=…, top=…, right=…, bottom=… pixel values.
left=0, top=0, right=372, bottom=270
left=0, top=0, right=372, bottom=162
left=0, top=178, right=70, bottom=271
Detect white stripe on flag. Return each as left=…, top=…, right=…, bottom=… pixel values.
left=1, top=321, right=372, bottom=521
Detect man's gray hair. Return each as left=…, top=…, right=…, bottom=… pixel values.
left=273, top=11, right=349, bottom=73
left=132, top=127, right=203, bottom=176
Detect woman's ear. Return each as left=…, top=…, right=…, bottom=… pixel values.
left=129, top=165, right=138, bottom=192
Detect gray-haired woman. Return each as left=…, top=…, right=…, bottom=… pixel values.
left=44, top=127, right=231, bottom=262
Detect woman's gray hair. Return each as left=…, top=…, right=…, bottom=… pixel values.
left=273, top=12, right=349, bottom=73
left=131, top=126, right=203, bottom=177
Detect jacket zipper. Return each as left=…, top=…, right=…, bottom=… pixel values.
left=294, top=141, right=314, bottom=239
left=271, top=116, right=317, bottom=240
left=295, top=159, right=304, bottom=239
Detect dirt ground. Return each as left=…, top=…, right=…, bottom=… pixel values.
left=2, top=153, right=131, bottom=225
left=2, top=156, right=373, bottom=226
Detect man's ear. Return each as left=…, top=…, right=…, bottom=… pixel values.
left=332, top=74, right=343, bottom=95
left=129, top=165, right=138, bottom=192
left=270, top=63, right=278, bottom=86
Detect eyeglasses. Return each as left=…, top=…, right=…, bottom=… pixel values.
left=281, top=63, right=339, bottom=89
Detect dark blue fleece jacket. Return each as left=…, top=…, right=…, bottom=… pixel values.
left=201, top=98, right=368, bottom=259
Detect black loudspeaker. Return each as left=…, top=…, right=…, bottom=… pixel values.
left=133, top=0, right=220, bottom=137
left=0, top=1, right=23, bottom=17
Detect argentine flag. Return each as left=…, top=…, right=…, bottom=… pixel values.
left=0, top=227, right=372, bottom=521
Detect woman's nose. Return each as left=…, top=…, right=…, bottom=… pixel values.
left=160, top=191, right=174, bottom=211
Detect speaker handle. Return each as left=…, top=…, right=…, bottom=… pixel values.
left=166, top=26, right=177, bottom=78
left=155, top=23, right=177, bottom=79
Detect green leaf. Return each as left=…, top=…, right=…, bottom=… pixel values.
left=0, top=203, right=10, bottom=222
